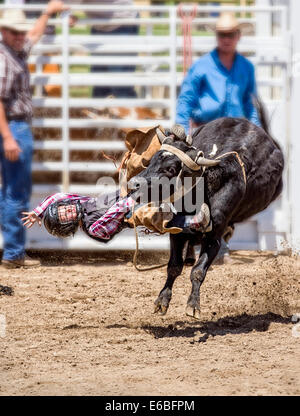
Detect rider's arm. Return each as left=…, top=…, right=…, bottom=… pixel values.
left=88, top=196, right=135, bottom=240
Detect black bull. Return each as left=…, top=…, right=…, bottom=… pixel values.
left=129, top=117, right=284, bottom=319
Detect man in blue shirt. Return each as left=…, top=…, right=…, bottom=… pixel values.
left=176, top=12, right=261, bottom=133
left=176, top=12, right=261, bottom=264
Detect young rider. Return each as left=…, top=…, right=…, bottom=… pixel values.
left=22, top=190, right=210, bottom=242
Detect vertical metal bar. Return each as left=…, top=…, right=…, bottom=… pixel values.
left=256, top=0, right=272, bottom=100
left=278, top=5, right=292, bottom=245
left=280, top=5, right=288, bottom=37
left=169, top=6, right=177, bottom=126
left=61, top=10, right=70, bottom=192
left=36, top=57, right=43, bottom=97
left=288, top=0, right=300, bottom=248
left=145, top=13, right=153, bottom=100
left=240, top=0, right=246, bottom=18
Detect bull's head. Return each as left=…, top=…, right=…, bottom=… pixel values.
left=128, top=125, right=220, bottom=195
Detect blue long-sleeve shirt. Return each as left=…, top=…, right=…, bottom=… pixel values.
left=176, top=48, right=261, bottom=133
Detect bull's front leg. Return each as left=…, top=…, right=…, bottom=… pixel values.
left=186, top=237, right=221, bottom=319
left=154, top=233, right=187, bottom=315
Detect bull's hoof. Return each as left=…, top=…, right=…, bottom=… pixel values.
left=153, top=289, right=172, bottom=315
left=186, top=305, right=201, bottom=320
left=153, top=302, right=168, bottom=315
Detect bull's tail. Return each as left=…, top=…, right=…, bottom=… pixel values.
left=253, top=95, right=283, bottom=151
left=252, top=95, right=270, bottom=136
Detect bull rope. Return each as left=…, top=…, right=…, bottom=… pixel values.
left=178, top=3, right=197, bottom=136
left=215, top=151, right=247, bottom=185
left=132, top=201, right=169, bottom=272
left=178, top=3, right=197, bottom=76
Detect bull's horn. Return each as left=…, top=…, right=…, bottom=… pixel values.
left=196, top=156, right=220, bottom=167
left=170, top=124, right=186, bottom=141
left=186, top=134, right=193, bottom=146
left=156, top=128, right=167, bottom=143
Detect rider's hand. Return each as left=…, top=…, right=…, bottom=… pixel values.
left=21, top=211, right=42, bottom=228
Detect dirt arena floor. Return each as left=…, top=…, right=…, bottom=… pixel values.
left=0, top=250, right=299, bottom=396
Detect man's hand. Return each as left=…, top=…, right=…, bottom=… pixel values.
left=69, top=15, right=78, bottom=28
left=45, top=0, right=70, bottom=16
left=3, top=136, right=21, bottom=162
left=21, top=211, right=42, bottom=228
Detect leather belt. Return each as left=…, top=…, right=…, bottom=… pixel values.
left=7, top=115, right=31, bottom=122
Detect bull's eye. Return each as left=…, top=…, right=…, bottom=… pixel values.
left=166, top=166, right=177, bottom=176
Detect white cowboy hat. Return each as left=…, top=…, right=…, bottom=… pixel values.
left=0, top=9, right=34, bottom=32
left=215, top=12, right=240, bottom=32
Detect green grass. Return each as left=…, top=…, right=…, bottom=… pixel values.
left=56, top=26, right=91, bottom=35
left=69, top=65, right=91, bottom=98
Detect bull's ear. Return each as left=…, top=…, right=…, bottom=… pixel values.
left=156, top=128, right=176, bottom=145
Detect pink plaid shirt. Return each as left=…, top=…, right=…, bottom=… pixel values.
left=33, top=193, right=134, bottom=240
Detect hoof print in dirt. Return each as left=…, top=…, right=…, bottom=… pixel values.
left=0, top=285, right=14, bottom=296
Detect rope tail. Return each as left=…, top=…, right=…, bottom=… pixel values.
left=132, top=201, right=169, bottom=272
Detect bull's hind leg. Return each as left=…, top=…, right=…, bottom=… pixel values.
left=184, top=242, right=196, bottom=266
left=154, top=233, right=187, bottom=315
left=186, top=237, right=221, bottom=319
left=185, top=178, right=245, bottom=319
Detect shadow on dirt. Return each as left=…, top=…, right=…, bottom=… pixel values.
left=141, top=313, right=292, bottom=342
left=225, top=251, right=277, bottom=265
left=24, top=250, right=169, bottom=267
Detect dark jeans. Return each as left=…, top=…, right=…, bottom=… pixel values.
left=0, top=121, right=33, bottom=260
left=91, top=25, right=138, bottom=98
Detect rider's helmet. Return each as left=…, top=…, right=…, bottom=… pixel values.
left=43, top=199, right=83, bottom=238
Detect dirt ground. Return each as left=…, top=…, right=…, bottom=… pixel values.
left=0, top=250, right=299, bottom=396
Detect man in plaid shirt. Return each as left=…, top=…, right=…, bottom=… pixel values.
left=22, top=191, right=210, bottom=242
left=0, top=1, right=68, bottom=269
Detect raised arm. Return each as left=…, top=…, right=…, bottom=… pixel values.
left=26, top=0, right=69, bottom=45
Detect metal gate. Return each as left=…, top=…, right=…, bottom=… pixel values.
left=0, top=3, right=293, bottom=251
